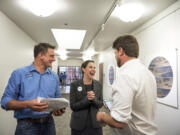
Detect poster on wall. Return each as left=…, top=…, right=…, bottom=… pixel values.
left=108, top=64, right=115, bottom=86
left=148, top=49, right=178, bottom=108
left=59, top=66, right=82, bottom=94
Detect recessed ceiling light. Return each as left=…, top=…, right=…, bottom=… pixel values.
left=112, top=3, right=144, bottom=22
left=51, top=29, right=86, bottom=49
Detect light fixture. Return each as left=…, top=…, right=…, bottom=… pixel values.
left=56, top=49, right=68, bottom=60
left=60, top=55, right=68, bottom=61
left=82, top=55, right=92, bottom=61
left=82, top=48, right=96, bottom=61
left=19, top=0, right=60, bottom=17
left=112, top=3, right=144, bottom=22
left=51, top=29, right=86, bottom=49
left=56, top=49, right=68, bottom=55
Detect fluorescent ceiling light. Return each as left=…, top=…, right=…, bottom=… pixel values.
left=52, top=29, right=86, bottom=49
left=19, top=0, right=60, bottom=17
left=112, top=3, right=144, bottom=22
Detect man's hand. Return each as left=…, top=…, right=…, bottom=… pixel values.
left=97, top=111, right=107, bottom=127
left=27, top=99, right=48, bottom=112
left=52, top=108, right=66, bottom=116
left=87, top=91, right=95, bottom=101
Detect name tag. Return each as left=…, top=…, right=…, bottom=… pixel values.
left=25, top=73, right=33, bottom=78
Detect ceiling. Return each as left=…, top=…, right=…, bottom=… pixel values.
left=0, top=0, right=177, bottom=59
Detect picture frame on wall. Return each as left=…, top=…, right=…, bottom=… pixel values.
left=58, top=66, right=82, bottom=94
left=148, top=49, right=178, bottom=109
left=107, top=64, right=115, bottom=86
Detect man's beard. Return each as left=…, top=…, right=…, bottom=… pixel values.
left=117, top=58, right=121, bottom=67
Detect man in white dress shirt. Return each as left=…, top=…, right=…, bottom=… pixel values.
left=97, top=35, right=157, bottom=135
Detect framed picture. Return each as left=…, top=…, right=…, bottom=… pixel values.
left=107, top=64, right=115, bottom=86
left=58, top=66, right=82, bottom=94
left=148, top=49, right=178, bottom=108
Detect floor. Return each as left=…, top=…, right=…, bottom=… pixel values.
left=54, top=94, right=112, bottom=135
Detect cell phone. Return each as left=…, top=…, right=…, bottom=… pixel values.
left=103, top=100, right=111, bottom=111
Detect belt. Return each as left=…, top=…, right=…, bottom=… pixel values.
left=18, top=116, right=51, bottom=123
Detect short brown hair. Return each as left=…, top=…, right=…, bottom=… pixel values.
left=112, top=35, right=139, bottom=58
left=34, top=43, right=55, bottom=58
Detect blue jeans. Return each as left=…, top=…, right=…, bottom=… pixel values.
left=15, top=116, right=56, bottom=135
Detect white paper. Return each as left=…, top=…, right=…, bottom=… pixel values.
left=38, top=97, right=69, bottom=112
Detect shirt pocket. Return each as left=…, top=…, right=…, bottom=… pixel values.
left=21, top=78, right=39, bottom=99
left=42, top=78, right=57, bottom=97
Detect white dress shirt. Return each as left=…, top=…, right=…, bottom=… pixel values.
left=110, top=59, right=157, bottom=135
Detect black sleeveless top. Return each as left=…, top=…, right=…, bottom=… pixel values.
left=84, top=83, right=93, bottom=128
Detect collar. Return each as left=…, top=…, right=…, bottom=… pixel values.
left=29, top=64, right=51, bottom=74
left=120, top=59, right=140, bottom=70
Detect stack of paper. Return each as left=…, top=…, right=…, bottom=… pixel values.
left=38, top=97, right=69, bottom=112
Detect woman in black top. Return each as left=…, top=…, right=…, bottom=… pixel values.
left=70, top=60, right=103, bottom=135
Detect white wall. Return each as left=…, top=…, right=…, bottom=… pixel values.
left=92, top=54, right=100, bottom=81
left=101, top=1, right=180, bottom=135
left=97, top=48, right=117, bottom=100
left=0, top=11, right=36, bottom=135
left=134, top=1, right=180, bottom=135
